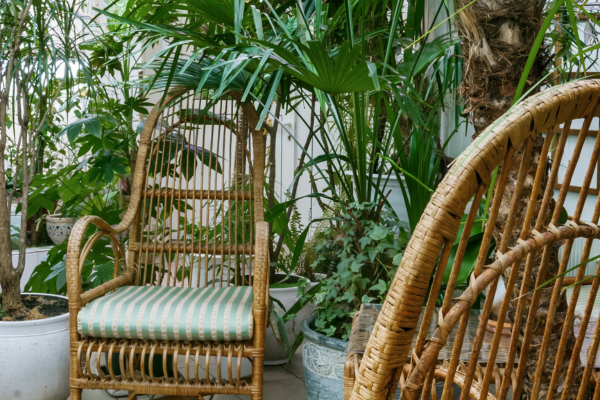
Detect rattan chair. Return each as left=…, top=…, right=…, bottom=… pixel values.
left=346, top=79, right=600, bottom=400
left=66, top=89, right=269, bottom=399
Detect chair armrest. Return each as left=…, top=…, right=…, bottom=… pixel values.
left=253, top=221, right=270, bottom=307
left=66, top=215, right=137, bottom=309
left=252, top=221, right=270, bottom=349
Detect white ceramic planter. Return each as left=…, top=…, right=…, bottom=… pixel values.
left=265, top=273, right=317, bottom=365
left=0, top=293, right=70, bottom=400
left=46, top=214, right=76, bottom=245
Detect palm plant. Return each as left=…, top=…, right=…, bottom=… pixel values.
left=97, top=0, right=463, bottom=282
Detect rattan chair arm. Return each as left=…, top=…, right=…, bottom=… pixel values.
left=252, top=221, right=270, bottom=351
left=79, top=273, right=133, bottom=306
left=66, top=215, right=136, bottom=308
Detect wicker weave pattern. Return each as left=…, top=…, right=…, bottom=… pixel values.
left=349, top=80, right=600, bottom=400
left=66, top=89, right=270, bottom=399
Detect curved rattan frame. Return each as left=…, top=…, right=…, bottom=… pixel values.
left=349, top=80, right=600, bottom=400
left=66, top=89, right=270, bottom=399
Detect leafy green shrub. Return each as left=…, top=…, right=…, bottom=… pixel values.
left=25, top=240, right=121, bottom=295
left=310, top=202, right=409, bottom=340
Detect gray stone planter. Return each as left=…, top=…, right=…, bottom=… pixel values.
left=302, top=315, right=347, bottom=400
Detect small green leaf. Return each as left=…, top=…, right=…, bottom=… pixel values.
left=361, top=295, right=376, bottom=304
left=369, top=279, right=388, bottom=295
left=393, top=253, right=403, bottom=265
left=559, top=207, right=569, bottom=225
left=369, top=225, right=389, bottom=241
left=359, top=236, right=372, bottom=248
left=322, top=325, right=337, bottom=337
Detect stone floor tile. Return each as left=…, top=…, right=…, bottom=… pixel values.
left=263, top=365, right=298, bottom=382
left=282, top=351, right=304, bottom=379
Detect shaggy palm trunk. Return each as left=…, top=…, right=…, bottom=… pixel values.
left=456, top=0, right=583, bottom=398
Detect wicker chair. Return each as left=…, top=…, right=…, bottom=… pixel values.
left=66, top=89, right=269, bottom=399
left=346, top=79, right=600, bottom=400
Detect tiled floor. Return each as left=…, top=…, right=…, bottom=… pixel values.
left=67, top=349, right=306, bottom=400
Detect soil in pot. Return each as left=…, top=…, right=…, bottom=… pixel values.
left=0, top=294, right=68, bottom=321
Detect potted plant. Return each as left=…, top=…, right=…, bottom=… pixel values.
left=45, top=208, right=79, bottom=245
left=294, top=202, right=408, bottom=399
left=0, top=1, right=94, bottom=399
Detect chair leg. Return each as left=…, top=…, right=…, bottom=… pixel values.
left=251, top=356, right=264, bottom=400
left=127, top=390, right=138, bottom=400
left=70, top=388, right=82, bottom=400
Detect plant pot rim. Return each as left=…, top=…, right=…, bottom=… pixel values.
left=270, top=273, right=312, bottom=292
left=0, top=292, right=69, bottom=327
left=302, top=314, right=347, bottom=351
left=46, top=214, right=76, bottom=223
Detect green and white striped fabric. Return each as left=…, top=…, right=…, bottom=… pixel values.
left=77, top=286, right=254, bottom=341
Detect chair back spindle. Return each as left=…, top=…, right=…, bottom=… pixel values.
left=130, top=91, right=262, bottom=289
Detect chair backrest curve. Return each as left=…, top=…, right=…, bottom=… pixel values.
left=350, top=79, right=600, bottom=400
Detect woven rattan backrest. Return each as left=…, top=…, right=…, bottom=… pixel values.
left=350, top=80, right=600, bottom=400
left=128, top=90, right=264, bottom=289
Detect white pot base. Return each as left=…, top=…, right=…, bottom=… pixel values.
left=0, top=293, right=70, bottom=400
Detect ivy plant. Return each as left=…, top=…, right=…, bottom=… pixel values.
left=309, top=202, right=409, bottom=340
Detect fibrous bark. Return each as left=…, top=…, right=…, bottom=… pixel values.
left=457, top=0, right=551, bottom=136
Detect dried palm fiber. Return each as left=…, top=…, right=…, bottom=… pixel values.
left=347, top=80, right=600, bottom=400
left=66, top=89, right=270, bottom=399
left=456, top=0, right=551, bottom=136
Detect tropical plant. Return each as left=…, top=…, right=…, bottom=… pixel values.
left=0, top=0, right=94, bottom=317
left=92, top=0, right=464, bottom=270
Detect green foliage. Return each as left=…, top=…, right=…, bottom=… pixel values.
left=25, top=240, right=120, bottom=295
left=308, top=202, right=409, bottom=340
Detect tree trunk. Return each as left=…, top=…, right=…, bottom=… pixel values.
left=0, top=268, right=23, bottom=314
left=456, top=0, right=582, bottom=398
left=457, top=0, right=549, bottom=137
left=30, top=135, right=45, bottom=246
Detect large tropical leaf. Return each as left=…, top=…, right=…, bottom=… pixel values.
left=261, top=40, right=378, bottom=94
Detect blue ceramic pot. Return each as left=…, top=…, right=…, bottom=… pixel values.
left=302, top=315, right=347, bottom=400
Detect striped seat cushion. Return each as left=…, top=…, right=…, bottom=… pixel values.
left=77, top=286, right=254, bottom=341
